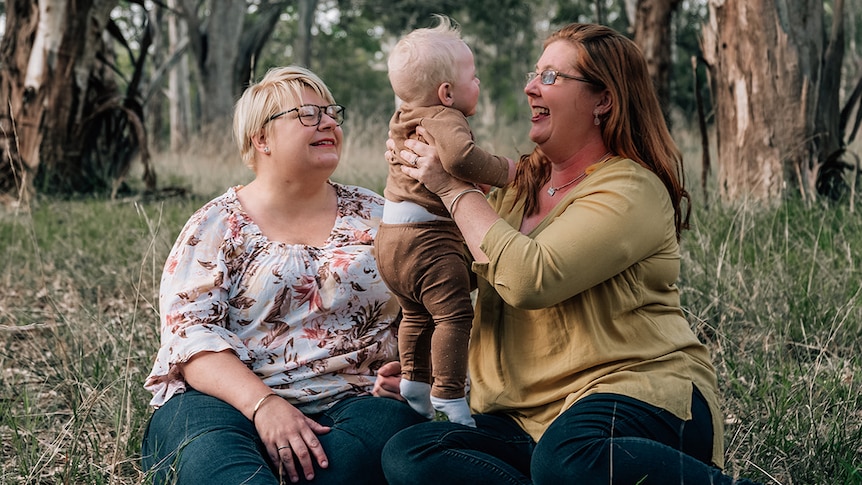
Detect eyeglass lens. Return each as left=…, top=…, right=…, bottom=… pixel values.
left=296, top=104, right=345, bottom=126
left=525, top=70, right=561, bottom=85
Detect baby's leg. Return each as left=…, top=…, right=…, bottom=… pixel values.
left=398, top=303, right=435, bottom=419
left=428, top=320, right=475, bottom=427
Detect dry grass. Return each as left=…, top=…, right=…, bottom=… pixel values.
left=1, top=120, right=860, bottom=484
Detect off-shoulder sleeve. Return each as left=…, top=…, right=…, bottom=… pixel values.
left=144, top=199, right=252, bottom=406
left=473, top=160, right=676, bottom=309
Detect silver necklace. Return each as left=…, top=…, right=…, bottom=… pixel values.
left=547, top=172, right=588, bottom=196
left=546, top=151, right=611, bottom=196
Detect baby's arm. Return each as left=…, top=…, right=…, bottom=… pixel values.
left=421, top=111, right=512, bottom=188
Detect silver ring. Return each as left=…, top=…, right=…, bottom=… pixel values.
left=277, top=445, right=290, bottom=451
left=411, top=154, right=419, bottom=166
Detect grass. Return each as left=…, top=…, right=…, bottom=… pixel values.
left=680, top=196, right=862, bottom=483
left=1, top=120, right=860, bottom=484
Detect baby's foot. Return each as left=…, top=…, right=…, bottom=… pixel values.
left=400, top=379, right=434, bottom=419
left=431, top=396, right=476, bottom=427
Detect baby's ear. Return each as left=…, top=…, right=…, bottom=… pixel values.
left=437, top=82, right=454, bottom=107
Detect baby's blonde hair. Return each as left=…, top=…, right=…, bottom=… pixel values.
left=233, top=66, right=335, bottom=170
left=388, top=15, right=466, bottom=104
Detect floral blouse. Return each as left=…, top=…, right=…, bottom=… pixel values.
left=144, top=183, right=400, bottom=413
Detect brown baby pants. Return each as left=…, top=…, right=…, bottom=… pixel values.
left=374, top=221, right=474, bottom=400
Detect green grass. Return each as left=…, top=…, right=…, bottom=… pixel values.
left=680, top=196, right=862, bottom=483
left=1, top=123, right=860, bottom=483
left=0, top=195, right=205, bottom=484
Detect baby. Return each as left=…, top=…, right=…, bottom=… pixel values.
left=373, top=15, right=515, bottom=427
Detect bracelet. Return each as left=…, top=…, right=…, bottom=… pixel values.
left=448, top=187, right=485, bottom=214
left=251, top=393, right=278, bottom=423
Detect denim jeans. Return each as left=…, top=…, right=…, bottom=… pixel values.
left=382, top=386, right=761, bottom=484
left=141, top=389, right=425, bottom=485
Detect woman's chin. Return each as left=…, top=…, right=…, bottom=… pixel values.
left=528, top=128, right=547, bottom=145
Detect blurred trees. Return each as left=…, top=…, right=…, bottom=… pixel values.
left=632, top=0, right=681, bottom=122
left=0, top=0, right=859, bottom=204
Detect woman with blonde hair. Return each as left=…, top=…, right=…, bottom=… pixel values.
left=141, top=66, right=423, bottom=484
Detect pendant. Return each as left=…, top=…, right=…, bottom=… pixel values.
left=547, top=187, right=556, bottom=196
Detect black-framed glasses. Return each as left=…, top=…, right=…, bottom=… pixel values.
left=267, top=104, right=346, bottom=127
left=526, top=69, right=602, bottom=87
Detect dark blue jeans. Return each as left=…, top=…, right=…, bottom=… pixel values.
left=382, top=387, right=761, bottom=484
left=141, top=389, right=424, bottom=484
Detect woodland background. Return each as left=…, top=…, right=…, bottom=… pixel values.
left=0, top=0, right=861, bottom=484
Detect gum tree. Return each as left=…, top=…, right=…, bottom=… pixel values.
left=0, top=0, right=155, bottom=199
left=702, top=0, right=860, bottom=203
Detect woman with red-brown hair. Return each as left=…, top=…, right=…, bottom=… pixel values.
left=377, top=23, right=761, bottom=485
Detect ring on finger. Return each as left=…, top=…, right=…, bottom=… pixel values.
left=411, top=154, right=420, bottom=166
left=278, top=445, right=291, bottom=451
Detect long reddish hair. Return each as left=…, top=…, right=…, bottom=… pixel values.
left=514, top=23, right=690, bottom=239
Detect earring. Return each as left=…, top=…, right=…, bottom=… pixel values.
left=593, top=111, right=601, bottom=126
left=263, top=147, right=270, bottom=154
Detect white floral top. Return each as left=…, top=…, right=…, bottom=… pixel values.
left=144, top=183, right=400, bottom=413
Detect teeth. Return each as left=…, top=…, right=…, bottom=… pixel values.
left=532, top=107, right=549, bottom=116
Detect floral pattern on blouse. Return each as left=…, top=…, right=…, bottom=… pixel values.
left=144, top=183, right=400, bottom=413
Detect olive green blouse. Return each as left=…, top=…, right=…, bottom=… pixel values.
left=470, top=157, right=725, bottom=468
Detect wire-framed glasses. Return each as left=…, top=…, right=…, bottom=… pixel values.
left=525, top=69, right=602, bottom=87
left=267, top=104, right=346, bottom=127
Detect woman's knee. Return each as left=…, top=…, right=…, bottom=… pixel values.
left=381, top=428, right=418, bottom=484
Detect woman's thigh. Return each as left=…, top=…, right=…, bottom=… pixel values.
left=531, top=389, right=740, bottom=485
left=142, top=392, right=424, bottom=485
left=310, top=395, right=426, bottom=485
left=382, top=413, right=535, bottom=485
left=141, top=389, right=277, bottom=485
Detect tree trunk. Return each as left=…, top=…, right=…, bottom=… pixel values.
left=633, top=0, right=681, bottom=124
left=181, top=0, right=245, bottom=131
left=0, top=0, right=40, bottom=203
left=702, top=0, right=823, bottom=202
left=0, top=0, right=159, bottom=199
left=296, top=0, right=319, bottom=68
left=622, top=0, right=638, bottom=34
left=168, top=0, right=192, bottom=152
left=814, top=0, right=847, bottom=199
left=39, top=0, right=120, bottom=193
left=148, top=5, right=167, bottom=153
left=236, top=3, right=286, bottom=89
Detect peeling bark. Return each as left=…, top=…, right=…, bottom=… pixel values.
left=0, top=0, right=41, bottom=203
left=702, top=0, right=823, bottom=202
left=0, top=0, right=157, bottom=199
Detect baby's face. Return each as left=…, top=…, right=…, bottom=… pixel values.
left=450, top=42, right=480, bottom=117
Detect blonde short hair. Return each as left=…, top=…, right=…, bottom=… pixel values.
left=233, top=66, right=336, bottom=170
left=388, top=15, right=465, bottom=104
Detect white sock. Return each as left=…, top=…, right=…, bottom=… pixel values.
left=430, top=395, right=476, bottom=427
left=400, top=380, right=434, bottom=419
